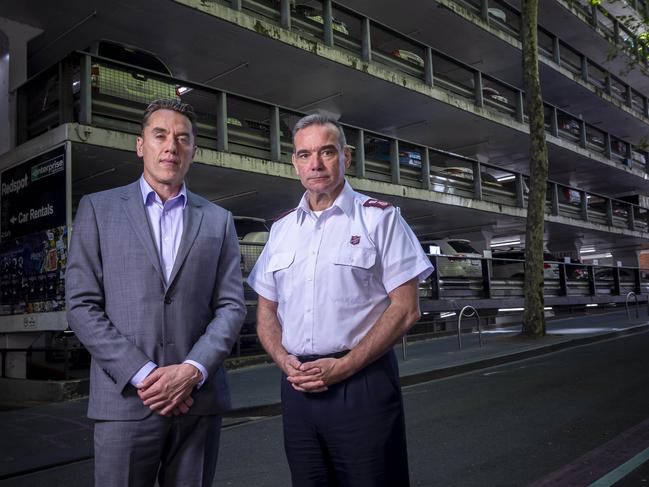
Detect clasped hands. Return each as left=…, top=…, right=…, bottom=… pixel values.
left=282, top=355, right=351, bottom=393
left=137, top=363, right=202, bottom=417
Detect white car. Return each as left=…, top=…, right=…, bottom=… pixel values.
left=234, top=216, right=269, bottom=276
left=390, top=49, right=425, bottom=68
left=86, top=39, right=179, bottom=104
left=420, top=239, right=483, bottom=278
left=491, top=250, right=560, bottom=280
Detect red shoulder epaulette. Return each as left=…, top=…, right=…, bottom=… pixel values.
left=363, top=199, right=392, bottom=210
left=273, top=207, right=297, bottom=222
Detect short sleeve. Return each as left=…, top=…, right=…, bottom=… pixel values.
left=374, top=209, right=434, bottom=293
left=247, top=242, right=278, bottom=302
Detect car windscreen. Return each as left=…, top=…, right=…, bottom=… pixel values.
left=97, top=42, right=171, bottom=74
left=234, top=219, right=268, bottom=239
left=447, top=241, right=479, bottom=254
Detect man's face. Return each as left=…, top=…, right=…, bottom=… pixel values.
left=136, top=109, right=196, bottom=192
left=291, top=123, right=351, bottom=200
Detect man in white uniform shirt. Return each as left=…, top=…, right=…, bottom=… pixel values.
left=248, top=114, right=433, bottom=486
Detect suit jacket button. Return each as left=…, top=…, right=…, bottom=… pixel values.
left=164, top=297, right=172, bottom=304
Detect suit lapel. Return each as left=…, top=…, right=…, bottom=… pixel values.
left=121, top=181, right=165, bottom=285
left=168, top=191, right=203, bottom=287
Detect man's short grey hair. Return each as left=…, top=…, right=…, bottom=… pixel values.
left=142, top=98, right=197, bottom=136
left=292, top=114, right=347, bottom=150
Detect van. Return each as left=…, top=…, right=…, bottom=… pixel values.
left=86, top=40, right=180, bottom=104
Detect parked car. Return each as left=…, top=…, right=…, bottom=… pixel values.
left=294, top=4, right=349, bottom=35
left=421, top=238, right=483, bottom=277
left=557, top=113, right=581, bottom=138
left=234, top=216, right=270, bottom=335
left=594, top=267, right=646, bottom=281
left=587, top=195, right=630, bottom=219
left=390, top=49, right=424, bottom=68
left=491, top=250, right=560, bottom=280
left=234, top=216, right=269, bottom=276
left=482, top=86, right=509, bottom=105
left=430, top=166, right=503, bottom=195
left=365, top=137, right=423, bottom=167
left=85, top=39, right=179, bottom=104
left=488, top=8, right=507, bottom=23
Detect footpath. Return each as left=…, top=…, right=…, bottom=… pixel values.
left=1, top=308, right=648, bottom=481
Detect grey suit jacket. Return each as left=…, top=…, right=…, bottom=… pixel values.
left=66, top=180, right=245, bottom=420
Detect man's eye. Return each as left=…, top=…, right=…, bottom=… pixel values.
left=177, top=136, right=189, bottom=145
left=298, top=153, right=310, bottom=159
left=321, top=150, right=335, bottom=157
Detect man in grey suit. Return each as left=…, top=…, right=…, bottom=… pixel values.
left=66, top=99, right=245, bottom=486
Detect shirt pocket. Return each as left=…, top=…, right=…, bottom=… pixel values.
left=331, top=247, right=377, bottom=303
left=267, top=251, right=295, bottom=302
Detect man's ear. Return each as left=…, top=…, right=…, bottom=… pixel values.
left=136, top=136, right=143, bottom=157
left=343, top=146, right=352, bottom=169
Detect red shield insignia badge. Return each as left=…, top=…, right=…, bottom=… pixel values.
left=350, top=235, right=360, bottom=245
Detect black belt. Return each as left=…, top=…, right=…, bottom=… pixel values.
left=297, top=350, right=349, bottom=363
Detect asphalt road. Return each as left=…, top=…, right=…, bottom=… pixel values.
left=4, top=331, right=649, bottom=486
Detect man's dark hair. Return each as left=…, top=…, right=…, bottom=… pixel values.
left=142, top=99, right=197, bottom=137
left=292, top=114, right=347, bottom=150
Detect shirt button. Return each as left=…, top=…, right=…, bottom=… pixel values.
left=164, top=297, right=172, bottom=304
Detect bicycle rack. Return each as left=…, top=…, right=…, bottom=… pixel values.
left=458, top=306, right=482, bottom=350
left=626, top=291, right=639, bottom=320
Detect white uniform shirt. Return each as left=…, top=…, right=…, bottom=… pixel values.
left=247, top=182, right=433, bottom=356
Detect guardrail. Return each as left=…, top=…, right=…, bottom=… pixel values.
left=568, top=0, right=649, bottom=68
left=421, top=254, right=649, bottom=301
left=15, top=51, right=649, bottom=233
left=220, top=0, right=649, bottom=171
left=451, top=0, right=649, bottom=122
left=16, top=2, right=649, bottom=174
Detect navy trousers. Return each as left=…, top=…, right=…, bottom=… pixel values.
left=281, top=350, right=410, bottom=487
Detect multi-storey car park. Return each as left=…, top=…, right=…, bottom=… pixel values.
left=1, top=0, right=649, bottom=388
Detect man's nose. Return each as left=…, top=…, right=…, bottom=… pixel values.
left=164, top=137, right=177, bottom=153
left=308, top=153, right=324, bottom=170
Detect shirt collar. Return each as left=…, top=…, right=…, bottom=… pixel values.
left=295, top=180, right=354, bottom=224
left=139, top=175, right=187, bottom=208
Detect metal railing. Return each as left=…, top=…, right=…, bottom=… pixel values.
left=15, top=52, right=649, bottom=233
left=564, top=0, right=649, bottom=68
left=215, top=0, right=649, bottom=170
left=452, top=0, right=649, bottom=121
left=422, top=255, right=649, bottom=301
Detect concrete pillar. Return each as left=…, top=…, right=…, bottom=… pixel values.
left=0, top=17, right=43, bottom=155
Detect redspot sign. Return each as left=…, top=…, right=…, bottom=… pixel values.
left=1, top=146, right=66, bottom=241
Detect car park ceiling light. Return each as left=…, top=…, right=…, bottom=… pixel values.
left=580, top=246, right=596, bottom=254
left=440, top=312, right=457, bottom=318
left=586, top=303, right=599, bottom=307
left=582, top=252, right=613, bottom=259
left=498, top=307, right=525, bottom=312
left=495, top=174, right=516, bottom=182
left=490, top=238, right=521, bottom=247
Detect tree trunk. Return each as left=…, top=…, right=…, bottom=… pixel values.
left=521, top=0, right=548, bottom=336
